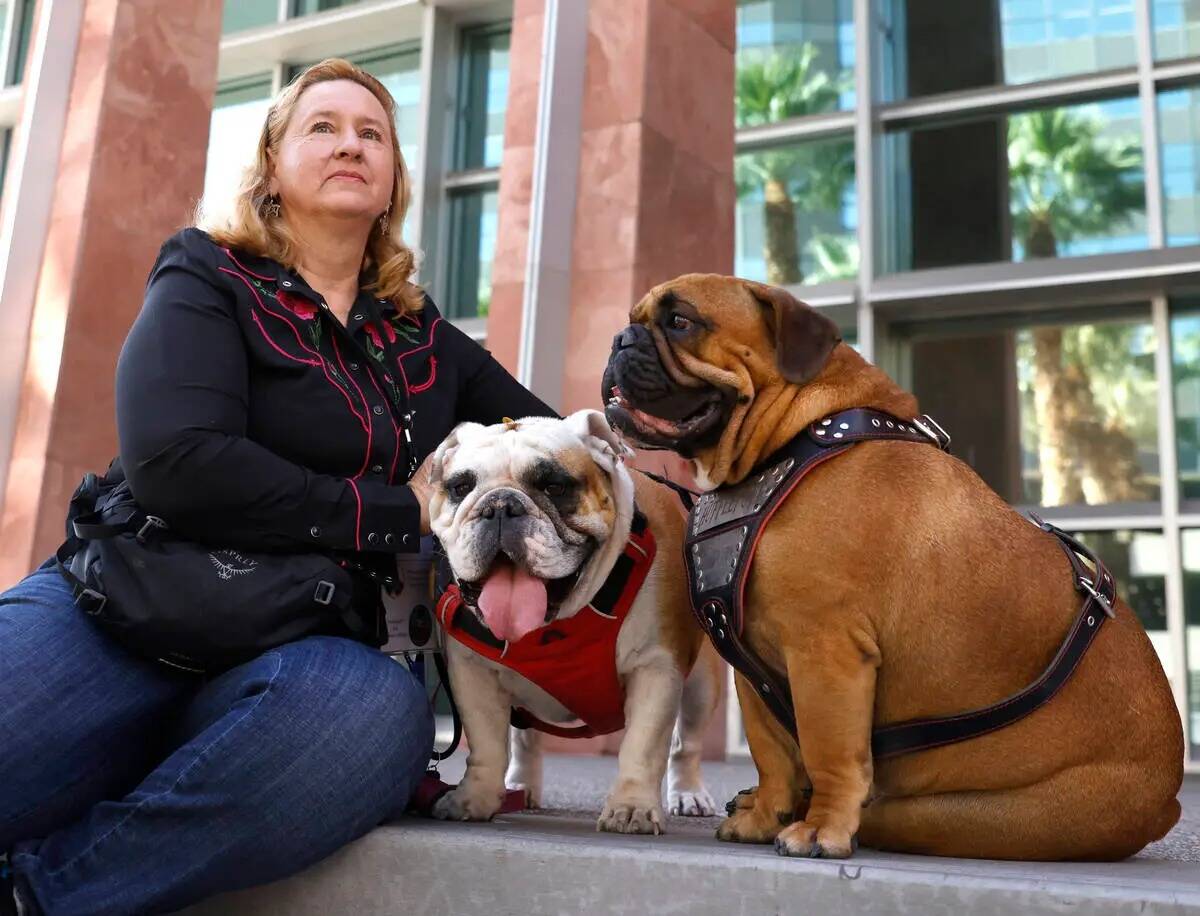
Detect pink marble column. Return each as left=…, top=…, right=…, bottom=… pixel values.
left=490, top=0, right=735, bottom=759
left=0, top=0, right=222, bottom=585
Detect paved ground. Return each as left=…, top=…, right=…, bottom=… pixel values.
left=186, top=753, right=1200, bottom=916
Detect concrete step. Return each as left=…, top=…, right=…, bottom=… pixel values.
left=183, top=755, right=1200, bottom=916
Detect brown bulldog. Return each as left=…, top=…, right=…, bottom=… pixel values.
left=599, top=274, right=1183, bottom=861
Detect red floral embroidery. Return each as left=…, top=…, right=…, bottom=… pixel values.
left=364, top=321, right=397, bottom=349
left=278, top=291, right=318, bottom=321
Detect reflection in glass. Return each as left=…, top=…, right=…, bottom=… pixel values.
left=7, top=0, right=33, bottom=86
left=735, top=135, right=856, bottom=285
left=456, top=26, right=510, bottom=171
left=445, top=189, right=498, bottom=320
left=201, top=75, right=274, bottom=225
left=291, top=0, right=361, bottom=16
left=1181, top=529, right=1200, bottom=757
left=1171, top=304, right=1200, bottom=499
left=877, top=0, right=1136, bottom=102
left=880, top=96, right=1145, bottom=273
left=735, top=0, right=855, bottom=123
left=1153, top=0, right=1200, bottom=61
left=222, top=0, right=277, bottom=34
left=905, top=312, right=1159, bottom=507
left=347, top=46, right=422, bottom=173
left=1158, top=87, right=1200, bottom=247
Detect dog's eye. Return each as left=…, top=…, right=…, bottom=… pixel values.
left=451, top=481, right=473, bottom=499
left=544, top=482, right=566, bottom=498
left=668, top=312, right=692, bottom=332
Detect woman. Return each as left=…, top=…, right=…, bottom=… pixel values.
left=0, top=58, right=551, bottom=915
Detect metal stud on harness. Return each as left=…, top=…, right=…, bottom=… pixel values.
left=684, top=407, right=1117, bottom=760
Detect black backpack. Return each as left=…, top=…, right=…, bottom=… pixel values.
left=55, top=459, right=373, bottom=673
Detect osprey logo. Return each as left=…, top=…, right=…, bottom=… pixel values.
left=209, top=550, right=259, bottom=581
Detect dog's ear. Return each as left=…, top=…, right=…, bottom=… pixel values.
left=564, top=409, right=635, bottom=468
left=429, top=423, right=474, bottom=487
left=743, top=280, right=841, bottom=385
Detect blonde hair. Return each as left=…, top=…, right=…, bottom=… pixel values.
left=207, top=58, right=423, bottom=314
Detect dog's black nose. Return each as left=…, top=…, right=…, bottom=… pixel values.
left=480, top=491, right=526, bottom=520
left=617, top=326, right=641, bottom=348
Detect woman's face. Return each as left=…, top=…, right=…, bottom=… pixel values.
left=270, top=79, right=395, bottom=226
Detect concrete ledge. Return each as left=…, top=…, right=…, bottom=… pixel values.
left=183, top=756, right=1200, bottom=916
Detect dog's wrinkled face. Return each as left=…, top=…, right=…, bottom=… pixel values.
left=600, top=275, right=840, bottom=458
left=430, top=410, right=635, bottom=644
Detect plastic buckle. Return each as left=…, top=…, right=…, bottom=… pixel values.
left=135, top=515, right=167, bottom=544
left=313, top=580, right=336, bottom=606
left=75, top=586, right=107, bottom=616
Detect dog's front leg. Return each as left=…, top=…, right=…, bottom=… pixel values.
left=716, top=672, right=808, bottom=844
left=773, top=626, right=878, bottom=858
left=505, top=726, right=543, bottom=808
left=432, top=649, right=512, bottom=822
left=599, top=662, right=681, bottom=835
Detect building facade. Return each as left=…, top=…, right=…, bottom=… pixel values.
left=0, top=0, right=1199, bottom=768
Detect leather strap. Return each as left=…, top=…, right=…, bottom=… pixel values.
left=685, top=407, right=1114, bottom=760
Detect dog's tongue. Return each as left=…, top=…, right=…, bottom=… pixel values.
left=478, top=559, right=548, bottom=643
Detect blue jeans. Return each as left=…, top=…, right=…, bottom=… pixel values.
left=0, top=563, right=434, bottom=915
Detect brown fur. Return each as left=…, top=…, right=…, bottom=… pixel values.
left=625, top=274, right=1184, bottom=861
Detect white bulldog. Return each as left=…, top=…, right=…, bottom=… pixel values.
left=428, top=409, right=722, bottom=834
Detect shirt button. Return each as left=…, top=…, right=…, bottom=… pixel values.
left=384, top=533, right=395, bottom=545
left=281, top=280, right=293, bottom=288
left=349, top=362, right=359, bottom=371
left=371, top=464, right=384, bottom=473
left=309, top=525, right=321, bottom=538
left=373, top=405, right=384, bottom=415
left=353, top=313, right=364, bottom=321
left=402, top=533, right=412, bottom=546
left=367, top=532, right=379, bottom=545
left=320, top=302, right=329, bottom=310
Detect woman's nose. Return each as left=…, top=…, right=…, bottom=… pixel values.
left=334, top=130, right=364, bottom=159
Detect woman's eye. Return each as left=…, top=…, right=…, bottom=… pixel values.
left=360, top=128, right=382, bottom=141
left=312, top=121, right=333, bottom=133
left=669, top=312, right=692, bottom=332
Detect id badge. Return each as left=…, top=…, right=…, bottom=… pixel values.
left=381, top=535, right=443, bottom=654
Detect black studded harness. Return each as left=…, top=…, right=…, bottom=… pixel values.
left=684, top=407, right=1117, bottom=759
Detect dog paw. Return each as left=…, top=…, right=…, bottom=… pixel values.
left=715, top=804, right=789, bottom=844
left=669, top=786, right=718, bottom=817
left=598, top=798, right=665, bottom=835
left=724, top=785, right=758, bottom=816
left=773, top=821, right=858, bottom=859
left=431, top=784, right=504, bottom=822
left=507, top=781, right=541, bottom=809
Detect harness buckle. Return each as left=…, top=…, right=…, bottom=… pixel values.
left=912, top=414, right=952, bottom=451
left=74, top=586, right=107, bottom=616
left=1078, top=577, right=1117, bottom=619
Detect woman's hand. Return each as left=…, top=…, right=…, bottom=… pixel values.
left=408, top=451, right=438, bottom=536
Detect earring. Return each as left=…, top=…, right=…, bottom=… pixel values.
left=265, top=196, right=281, bottom=218
left=379, top=209, right=390, bottom=234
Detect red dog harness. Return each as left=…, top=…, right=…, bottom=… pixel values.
left=436, top=510, right=656, bottom=738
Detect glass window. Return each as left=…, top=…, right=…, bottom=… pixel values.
left=879, top=96, right=1146, bottom=274
left=455, top=25, right=510, bottom=170
left=1153, top=0, right=1200, bottom=61
left=7, top=0, right=34, bottom=87
left=0, top=127, right=10, bottom=208
left=1171, top=302, right=1200, bottom=500
left=1158, top=86, right=1200, bottom=247
left=735, top=133, right=857, bottom=285
left=1076, top=529, right=1172, bottom=679
left=222, top=0, right=278, bottom=34
left=877, top=0, right=1136, bottom=102
left=736, top=0, right=855, bottom=125
left=445, top=188, right=498, bottom=320
left=201, top=74, right=273, bottom=225
left=903, top=309, right=1160, bottom=508
left=1182, top=528, right=1200, bottom=757
left=291, top=0, right=361, bottom=17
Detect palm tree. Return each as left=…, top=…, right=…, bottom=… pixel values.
left=735, top=43, right=855, bottom=285
left=1007, top=108, right=1149, bottom=505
